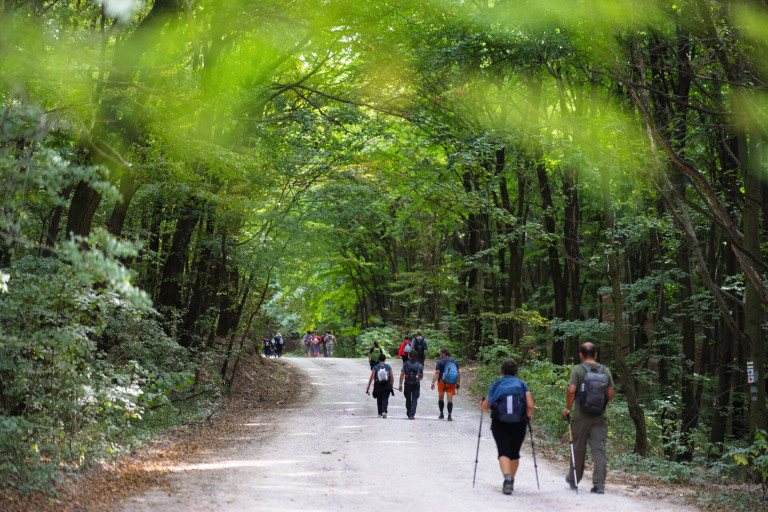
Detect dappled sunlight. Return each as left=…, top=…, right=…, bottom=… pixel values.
left=165, top=459, right=299, bottom=472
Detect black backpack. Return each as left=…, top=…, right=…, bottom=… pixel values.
left=577, top=363, right=609, bottom=414
left=413, top=336, right=425, bottom=355
left=403, top=361, right=421, bottom=384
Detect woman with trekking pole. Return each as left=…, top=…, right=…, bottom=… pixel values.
left=480, top=358, right=535, bottom=495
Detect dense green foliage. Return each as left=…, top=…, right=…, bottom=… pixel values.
left=1, top=0, right=767, bottom=499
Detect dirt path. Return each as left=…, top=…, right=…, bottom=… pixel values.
left=118, top=357, right=700, bottom=512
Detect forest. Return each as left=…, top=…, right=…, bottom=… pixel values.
left=1, top=0, right=767, bottom=506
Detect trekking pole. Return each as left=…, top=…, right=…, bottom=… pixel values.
left=566, top=415, right=579, bottom=493
left=527, top=419, right=540, bottom=490
left=472, top=408, right=484, bottom=488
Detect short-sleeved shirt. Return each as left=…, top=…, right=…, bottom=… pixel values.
left=373, top=363, right=392, bottom=384
left=568, top=362, right=614, bottom=420
left=435, top=357, right=459, bottom=381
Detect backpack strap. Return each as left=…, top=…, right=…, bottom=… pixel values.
left=581, top=362, right=604, bottom=373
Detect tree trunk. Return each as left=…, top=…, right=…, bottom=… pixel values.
left=179, top=206, right=215, bottom=349
left=497, top=171, right=526, bottom=344
left=601, top=164, right=648, bottom=455
left=157, top=198, right=200, bottom=311
left=107, top=173, right=141, bottom=236
left=65, top=180, right=102, bottom=239
left=744, top=136, right=767, bottom=433
left=562, top=164, right=581, bottom=363
left=536, top=160, right=567, bottom=364
left=675, top=235, right=698, bottom=462
left=44, top=184, right=74, bottom=252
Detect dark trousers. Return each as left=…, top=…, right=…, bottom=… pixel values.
left=376, top=392, right=390, bottom=415
left=403, top=383, right=420, bottom=417
left=373, top=382, right=392, bottom=415
left=322, top=341, right=328, bottom=357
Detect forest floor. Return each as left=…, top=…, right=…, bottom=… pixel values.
left=0, top=351, right=305, bottom=512
left=1, top=354, right=766, bottom=512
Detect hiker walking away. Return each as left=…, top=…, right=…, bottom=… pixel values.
left=368, top=341, right=383, bottom=369
left=324, top=331, right=335, bottom=358
left=397, top=337, right=412, bottom=365
left=398, top=350, right=424, bottom=419
left=366, top=354, right=394, bottom=418
left=274, top=333, right=284, bottom=358
left=321, top=330, right=330, bottom=357
left=430, top=348, right=460, bottom=420
left=261, top=338, right=270, bottom=358
left=562, top=342, right=614, bottom=494
left=303, top=330, right=313, bottom=357
left=312, top=332, right=322, bottom=357
left=480, top=358, right=535, bottom=494
left=412, top=332, right=428, bottom=366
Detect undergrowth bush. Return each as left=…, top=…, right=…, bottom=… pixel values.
left=0, top=233, right=207, bottom=495
left=727, top=430, right=768, bottom=497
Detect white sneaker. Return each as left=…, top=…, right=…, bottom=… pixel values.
left=382, top=413, right=387, bottom=418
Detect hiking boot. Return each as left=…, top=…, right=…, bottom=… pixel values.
left=447, top=415, right=452, bottom=421
left=566, top=477, right=577, bottom=490
left=502, top=478, right=514, bottom=494
left=590, top=487, right=604, bottom=494
left=438, top=414, right=445, bottom=419
left=408, top=415, right=415, bottom=420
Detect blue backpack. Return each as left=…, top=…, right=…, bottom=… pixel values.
left=490, top=377, right=527, bottom=423
left=442, top=359, right=459, bottom=384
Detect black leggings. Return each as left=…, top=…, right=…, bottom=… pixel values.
left=491, top=420, right=527, bottom=460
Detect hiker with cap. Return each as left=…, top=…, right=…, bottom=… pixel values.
left=430, top=348, right=460, bottom=420
left=366, top=354, right=394, bottom=418
left=398, top=350, right=424, bottom=419
left=562, top=342, right=614, bottom=494
left=480, top=358, right=535, bottom=494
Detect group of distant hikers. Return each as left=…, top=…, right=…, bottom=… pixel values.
left=260, top=334, right=285, bottom=358
left=365, top=332, right=460, bottom=422
left=365, top=334, right=614, bottom=497
left=301, top=330, right=336, bottom=357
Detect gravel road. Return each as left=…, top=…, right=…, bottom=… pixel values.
left=119, top=357, right=700, bottom=512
